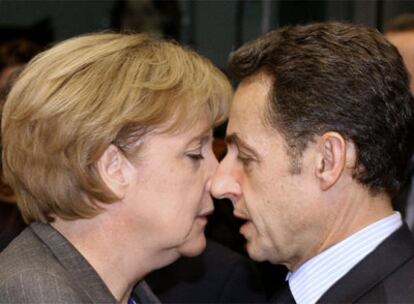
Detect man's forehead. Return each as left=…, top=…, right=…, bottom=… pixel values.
left=236, top=73, right=273, bottom=99
left=386, top=31, right=414, bottom=54
left=228, top=74, right=271, bottom=128
left=386, top=30, right=414, bottom=42
left=226, top=75, right=281, bottom=151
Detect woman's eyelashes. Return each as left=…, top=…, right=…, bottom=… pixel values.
left=187, top=153, right=204, bottom=161
left=186, top=147, right=204, bottom=161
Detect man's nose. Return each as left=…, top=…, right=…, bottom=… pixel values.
left=210, top=158, right=241, bottom=202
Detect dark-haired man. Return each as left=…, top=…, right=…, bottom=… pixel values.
left=212, top=22, right=414, bottom=303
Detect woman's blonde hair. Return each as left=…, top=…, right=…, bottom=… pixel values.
left=2, top=32, right=232, bottom=223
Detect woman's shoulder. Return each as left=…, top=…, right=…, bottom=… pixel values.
left=0, top=228, right=88, bottom=303
left=0, top=227, right=64, bottom=284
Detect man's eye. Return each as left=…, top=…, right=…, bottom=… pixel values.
left=188, top=154, right=204, bottom=161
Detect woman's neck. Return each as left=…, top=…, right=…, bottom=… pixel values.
left=51, top=216, right=152, bottom=302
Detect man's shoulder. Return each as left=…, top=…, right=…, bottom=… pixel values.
left=146, top=240, right=266, bottom=303
left=376, top=252, right=414, bottom=299
left=319, top=225, right=414, bottom=303
left=354, top=254, right=414, bottom=303
left=203, top=240, right=252, bottom=266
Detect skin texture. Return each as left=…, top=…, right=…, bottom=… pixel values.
left=386, top=30, right=414, bottom=94
left=211, top=74, right=323, bottom=269
left=53, top=113, right=218, bottom=303
left=211, top=73, right=394, bottom=271
left=118, top=113, right=217, bottom=259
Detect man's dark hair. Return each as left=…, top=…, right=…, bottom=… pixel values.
left=385, top=14, right=414, bottom=33
left=228, top=21, right=414, bottom=197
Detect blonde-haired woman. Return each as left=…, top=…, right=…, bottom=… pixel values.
left=0, top=33, right=231, bottom=303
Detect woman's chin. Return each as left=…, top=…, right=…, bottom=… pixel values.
left=177, top=233, right=207, bottom=257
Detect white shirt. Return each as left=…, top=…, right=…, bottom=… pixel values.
left=287, top=212, right=403, bottom=304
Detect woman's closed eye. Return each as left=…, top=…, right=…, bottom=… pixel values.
left=187, top=153, right=204, bottom=161
left=186, top=146, right=204, bottom=161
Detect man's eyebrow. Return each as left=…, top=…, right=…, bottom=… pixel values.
left=225, top=133, right=258, bottom=157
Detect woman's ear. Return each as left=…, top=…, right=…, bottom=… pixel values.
left=315, top=132, right=347, bottom=191
left=97, top=145, right=129, bottom=199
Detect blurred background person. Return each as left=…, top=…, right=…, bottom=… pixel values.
left=144, top=240, right=265, bottom=303
left=385, top=14, right=414, bottom=93
left=0, top=32, right=231, bottom=303
left=385, top=14, right=414, bottom=231
left=111, top=0, right=181, bottom=40
left=0, top=39, right=44, bottom=251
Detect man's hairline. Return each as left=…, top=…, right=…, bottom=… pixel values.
left=231, top=71, right=307, bottom=174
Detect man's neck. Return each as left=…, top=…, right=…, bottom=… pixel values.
left=290, top=187, right=394, bottom=271
left=325, top=193, right=392, bottom=249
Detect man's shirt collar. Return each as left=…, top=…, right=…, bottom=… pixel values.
left=286, top=212, right=402, bottom=304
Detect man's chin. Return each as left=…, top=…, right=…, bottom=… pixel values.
left=245, top=241, right=268, bottom=262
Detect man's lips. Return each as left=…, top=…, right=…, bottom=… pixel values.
left=233, top=209, right=250, bottom=221
left=239, top=220, right=253, bottom=238
left=233, top=210, right=252, bottom=236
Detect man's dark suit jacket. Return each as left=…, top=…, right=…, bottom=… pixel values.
left=0, top=222, right=160, bottom=303
left=144, top=240, right=266, bottom=303
left=273, top=225, right=414, bottom=303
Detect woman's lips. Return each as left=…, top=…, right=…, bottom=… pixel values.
left=198, top=209, right=214, bottom=217
left=196, top=209, right=214, bottom=223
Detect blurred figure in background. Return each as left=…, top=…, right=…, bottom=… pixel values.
left=0, top=39, right=43, bottom=251
left=111, top=0, right=181, bottom=40
left=145, top=240, right=265, bottom=303
left=385, top=14, right=414, bottom=232
left=385, top=14, right=414, bottom=93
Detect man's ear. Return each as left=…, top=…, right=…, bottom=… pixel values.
left=97, top=144, right=129, bottom=199
left=315, top=132, right=347, bottom=191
